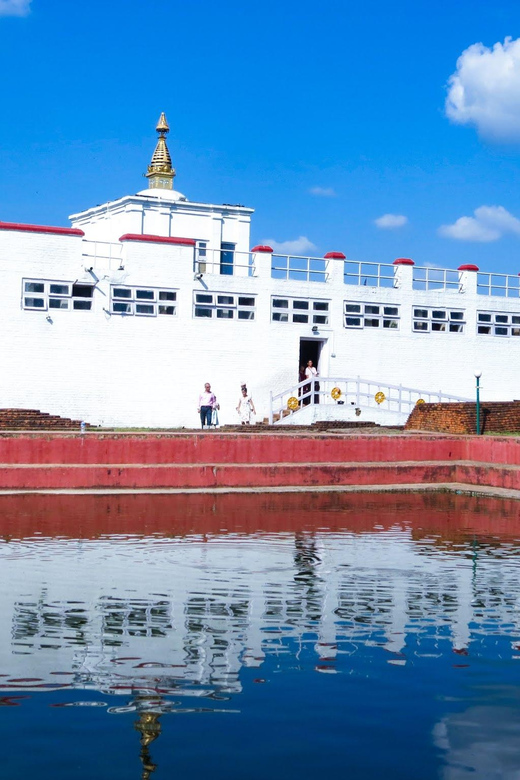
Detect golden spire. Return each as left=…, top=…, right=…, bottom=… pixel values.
left=145, top=113, right=175, bottom=190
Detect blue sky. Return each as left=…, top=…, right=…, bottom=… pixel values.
left=2, top=0, right=520, bottom=272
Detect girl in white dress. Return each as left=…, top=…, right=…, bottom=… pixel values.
left=236, top=385, right=256, bottom=425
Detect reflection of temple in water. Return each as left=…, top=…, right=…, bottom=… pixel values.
left=1, top=490, right=520, bottom=705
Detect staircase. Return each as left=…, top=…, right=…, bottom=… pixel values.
left=0, top=409, right=88, bottom=431
left=0, top=431, right=517, bottom=495
left=269, top=376, right=471, bottom=426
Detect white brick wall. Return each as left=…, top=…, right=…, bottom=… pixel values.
left=1, top=208, right=519, bottom=428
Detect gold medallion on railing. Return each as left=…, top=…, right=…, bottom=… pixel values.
left=331, top=387, right=342, bottom=400
left=416, top=398, right=425, bottom=405
left=287, top=396, right=299, bottom=411
left=375, top=391, right=386, bottom=405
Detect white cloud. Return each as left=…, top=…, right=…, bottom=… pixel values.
left=374, top=213, right=408, bottom=229
left=309, top=186, right=336, bottom=197
left=264, top=236, right=317, bottom=255
left=0, top=0, right=31, bottom=16
left=438, top=205, right=520, bottom=242
left=446, top=37, right=520, bottom=140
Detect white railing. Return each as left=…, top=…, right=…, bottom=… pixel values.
left=344, top=260, right=396, bottom=288
left=271, top=254, right=329, bottom=283
left=477, top=272, right=520, bottom=298
left=195, top=251, right=331, bottom=282
left=268, top=376, right=471, bottom=425
left=82, top=240, right=122, bottom=269
left=195, top=249, right=255, bottom=277
left=413, top=266, right=461, bottom=292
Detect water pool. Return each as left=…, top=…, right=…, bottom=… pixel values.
left=1, top=491, right=520, bottom=779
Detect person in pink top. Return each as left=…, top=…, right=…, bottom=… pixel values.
left=197, top=382, right=217, bottom=429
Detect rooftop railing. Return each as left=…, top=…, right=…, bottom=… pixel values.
left=194, top=249, right=255, bottom=277
left=412, top=266, right=461, bottom=292
left=81, top=240, right=520, bottom=302
left=477, top=272, right=520, bottom=298
left=82, top=240, right=122, bottom=269
left=344, top=260, right=396, bottom=288
left=271, top=254, right=329, bottom=283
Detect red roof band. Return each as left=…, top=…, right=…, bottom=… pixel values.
left=119, top=233, right=196, bottom=246
left=0, top=221, right=84, bottom=237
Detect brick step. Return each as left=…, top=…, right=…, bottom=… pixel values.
left=257, top=421, right=379, bottom=429
left=0, top=461, right=452, bottom=490
left=0, top=460, right=515, bottom=491
left=0, top=408, right=89, bottom=430
left=0, top=434, right=470, bottom=466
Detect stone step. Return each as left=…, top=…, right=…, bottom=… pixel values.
left=0, top=460, right=456, bottom=490
left=0, top=459, right=515, bottom=491
left=0, top=408, right=89, bottom=430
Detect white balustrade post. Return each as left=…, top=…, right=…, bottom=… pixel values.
left=250, top=245, right=273, bottom=279
left=457, top=264, right=479, bottom=296
left=392, top=257, right=415, bottom=291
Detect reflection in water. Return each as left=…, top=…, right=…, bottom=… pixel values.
left=134, top=706, right=162, bottom=780
left=1, top=491, right=520, bottom=779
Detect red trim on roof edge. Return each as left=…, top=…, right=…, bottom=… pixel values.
left=0, top=221, right=84, bottom=237
left=458, top=264, right=479, bottom=272
left=251, top=245, right=273, bottom=253
left=324, top=251, right=346, bottom=259
left=393, top=257, right=414, bottom=265
left=119, top=233, right=196, bottom=246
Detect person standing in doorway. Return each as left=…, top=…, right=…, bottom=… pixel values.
left=198, top=382, right=217, bottom=429
left=305, top=360, right=320, bottom=404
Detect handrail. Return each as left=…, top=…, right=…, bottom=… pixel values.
left=412, top=266, right=461, bottom=292
left=195, top=249, right=255, bottom=277
left=477, top=271, right=520, bottom=298
left=271, top=254, right=329, bottom=283
left=268, top=376, right=472, bottom=425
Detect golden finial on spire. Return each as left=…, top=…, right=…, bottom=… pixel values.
left=145, top=113, right=175, bottom=190
left=155, top=112, right=169, bottom=134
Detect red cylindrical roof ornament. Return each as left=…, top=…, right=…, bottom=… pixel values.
left=251, top=245, right=274, bottom=253
left=324, top=251, right=346, bottom=259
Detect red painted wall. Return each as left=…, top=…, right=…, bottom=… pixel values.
left=0, top=432, right=467, bottom=465
left=0, top=432, right=517, bottom=491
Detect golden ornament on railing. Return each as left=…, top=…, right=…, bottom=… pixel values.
left=375, top=391, right=386, bottom=405
left=331, top=387, right=342, bottom=400
left=287, top=396, right=299, bottom=411
left=416, top=398, right=425, bottom=405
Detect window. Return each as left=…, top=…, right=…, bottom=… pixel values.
left=477, top=311, right=520, bottom=336
left=412, top=307, right=465, bottom=334
left=220, top=242, right=235, bottom=276
left=271, top=297, right=329, bottom=324
left=193, top=292, right=255, bottom=320
left=344, top=302, right=400, bottom=330
left=110, top=286, right=177, bottom=316
left=72, top=284, right=94, bottom=310
left=22, top=279, right=93, bottom=312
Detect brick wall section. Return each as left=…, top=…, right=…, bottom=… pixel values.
left=0, top=409, right=87, bottom=431
left=405, top=401, right=520, bottom=435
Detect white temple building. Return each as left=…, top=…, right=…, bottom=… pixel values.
left=0, top=114, right=519, bottom=427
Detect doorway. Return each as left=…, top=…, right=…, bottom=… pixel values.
left=299, top=338, right=326, bottom=404
left=299, top=339, right=323, bottom=376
